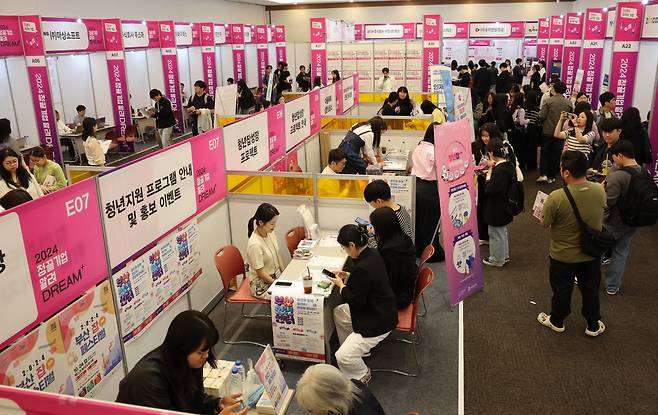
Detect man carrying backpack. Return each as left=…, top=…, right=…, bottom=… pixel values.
left=603, top=141, right=658, bottom=295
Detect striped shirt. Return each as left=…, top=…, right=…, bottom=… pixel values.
left=395, top=204, right=414, bottom=240
left=562, top=129, right=594, bottom=155
left=524, top=108, right=541, bottom=126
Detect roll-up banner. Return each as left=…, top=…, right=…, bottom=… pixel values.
left=256, top=25, right=269, bottom=88
left=562, top=13, right=584, bottom=96
left=102, top=19, right=133, bottom=148
left=609, top=2, right=645, bottom=118
left=200, top=23, right=217, bottom=98
left=537, top=18, right=550, bottom=61
left=310, top=18, right=327, bottom=85
left=422, top=15, right=441, bottom=93
left=275, top=26, right=286, bottom=63
left=548, top=15, right=565, bottom=68
left=19, top=16, right=63, bottom=164
left=230, top=24, right=246, bottom=82
left=581, top=8, right=607, bottom=108
left=121, top=20, right=160, bottom=49
left=158, top=21, right=184, bottom=132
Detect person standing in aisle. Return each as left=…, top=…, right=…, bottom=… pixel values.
left=537, top=81, right=573, bottom=183
left=488, top=61, right=499, bottom=92
left=149, top=89, right=176, bottom=148
left=495, top=62, right=513, bottom=94
left=186, top=80, right=215, bottom=136
left=590, top=118, right=622, bottom=174
left=595, top=92, right=616, bottom=126
left=296, top=65, right=311, bottom=92
left=376, top=67, right=396, bottom=93
left=473, top=60, right=492, bottom=103
left=513, top=58, right=525, bottom=85
left=537, top=151, right=606, bottom=337
left=620, top=107, right=652, bottom=166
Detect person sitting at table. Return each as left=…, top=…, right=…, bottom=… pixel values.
left=322, top=148, right=347, bottom=175
left=296, top=363, right=385, bottom=415
left=420, top=100, right=447, bottom=125
left=338, top=117, right=387, bottom=175
left=377, top=92, right=398, bottom=116
left=73, top=105, right=90, bottom=126
left=30, top=147, right=66, bottom=194
left=370, top=206, right=418, bottom=309
left=394, top=86, right=413, bottom=116
left=0, top=189, right=33, bottom=211
left=186, top=80, right=215, bottom=136
left=0, top=118, right=21, bottom=154
left=363, top=179, right=413, bottom=239
left=54, top=110, right=76, bottom=161
left=0, top=148, right=43, bottom=200
left=246, top=202, right=285, bottom=299
left=149, top=89, right=176, bottom=148
left=117, top=310, right=248, bottom=415
left=82, top=118, right=106, bottom=166
left=325, top=224, right=397, bottom=383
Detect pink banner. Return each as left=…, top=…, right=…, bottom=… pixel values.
left=19, top=16, right=62, bottom=164
left=256, top=25, right=268, bottom=88
left=609, top=2, right=644, bottom=118
left=335, top=80, right=343, bottom=115
left=353, top=74, right=359, bottom=106
left=121, top=20, right=160, bottom=49
left=230, top=24, right=246, bottom=81
left=363, top=23, right=416, bottom=39
left=159, top=21, right=184, bottom=132
left=267, top=104, right=286, bottom=166
left=444, top=22, right=469, bottom=39
left=0, top=179, right=108, bottom=351
left=102, top=19, right=133, bottom=149
left=650, top=65, right=658, bottom=183
left=200, top=23, right=217, bottom=98
left=422, top=14, right=441, bottom=92
left=434, top=119, right=484, bottom=306
left=0, top=16, right=23, bottom=56
left=40, top=17, right=104, bottom=53
left=310, top=18, right=327, bottom=84
left=310, top=89, right=321, bottom=134
left=190, top=129, right=227, bottom=212
left=537, top=17, right=550, bottom=61
left=275, top=26, right=286, bottom=63
left=354, top=24, right=363, bottom=40
left=548, top=15, right=565, bottom=65
left=562, top=13, right=583, bottom=96
left=581, top=8, right=607, bottom=107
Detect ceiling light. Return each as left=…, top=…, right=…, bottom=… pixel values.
left=603, top=7, right=608, bottom=11
left=141, top=20, right=146, bottom=25
left=577, top=12, right=582, bottom=16
left=76, top=18, right=82, bottom=23
left=189, top=22, right=194, bottom=27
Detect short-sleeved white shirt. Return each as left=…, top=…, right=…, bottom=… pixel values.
left=246, top=231, right=283, bottom=281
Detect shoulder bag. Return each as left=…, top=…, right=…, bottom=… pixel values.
left=563, top=186, right=616, bottom=258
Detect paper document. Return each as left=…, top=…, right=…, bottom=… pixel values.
left=533, top=191, right=549, bottom=220
left=42, top=175, right=56, bottom=187
left=99, top=139, right=112, bottom=154
left=307, top=255, right=345, bottom=270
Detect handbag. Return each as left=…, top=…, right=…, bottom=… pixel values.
left=563, top=187, right=616, bottom=258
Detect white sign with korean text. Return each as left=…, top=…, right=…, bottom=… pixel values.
left=99, top=143, right=197, bottom=268
left=175, top=24, right=193, bottom=46
left=470, top=22, right=512, bottom=38
left=319, top=84, right=336, bottom=116
left=224, top=111, right=270, bottom=171
left=41, top=21, right=89, bottom=51
left=642, top=3, right=658, bottom=39
left=342, top=75, right=355, bottom=111
left=285, top=95, right=311, bottom=151
left=452, top=86, right=475, bottom=142
left=365, top=24, right=405, bottom=39
left=214, top=25, right=227, bottom=44
left=121, top=23, right=149, bottom=49
left=525, top=21, right=539, bottom=37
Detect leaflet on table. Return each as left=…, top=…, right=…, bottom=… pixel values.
left=271, top=292, right=325, bottom=362
left=0, top=179, right=107, bottom=351
left=112, top=219, right=202, bottom=343
left=0, top=281, right=122, bottom=398
left=306, top=255, right=345, bottom=270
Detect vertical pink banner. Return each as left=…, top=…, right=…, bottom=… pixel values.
left=562, top=13, right=584, bottom=96
left=650, top=65, right=658, bottom=184
left=309, top=89, right=321, bottom=134
left=230, top=24, right=246, bottom=82
left=275, top=26, right=286, bottom=63
left=19, top=16, right=62, bottom=164
left=422, top=14, right=442, bottom=93
left=537, top=18, right=550, bottom=61
left=310, top=18, right=327, bottom=84
left=353, top=73, right=359, bottom=106
left=609, top=2, right=645, bottom=118
left=102, top=19, right=133, bottom=150
left=354, top=24, right=363, bottom=41
left=256, top=25, right=268, bottom=88
left=200, top=23, right=217, bottom=98
left=335, top=80, right=343, bottom=115
left=267, top=104, right=286, bottom=166
left=581, top=8, right=607, bottom=108
left=0, top=16, right=23, bottom=56
left=190, top=128, right=227, bottom=212
left=159, top=21, right=184, bottom=132
left=548, top=15, right=565, bottom=65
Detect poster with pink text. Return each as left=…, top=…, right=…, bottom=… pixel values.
left=158, top=21, right=184, bottom=132
left=434, top=119, right=484, bottom=306
left=581, top=8, right=607, bottom=108
left=103, top=19, right=133, bottom=148
left=548, top=15, right=565, bottom=66
left=422, top=15, right=441, bottom=92
left=310, top=18, right=327, bottom=84
left=275, top=26, right=286, bottom=63
left=537, top=18, right=550, bottom=61
left=230, top=24, right=246, bottom=81
left=562, top=13, right=584, bottom=96
left=200, top=23, right=217, bottom=98
left=40, top=17, right=104, bottom=53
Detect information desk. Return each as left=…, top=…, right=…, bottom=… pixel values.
left=269, top=234, right=347, bottom=363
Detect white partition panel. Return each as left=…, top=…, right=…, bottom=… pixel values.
left=55, top=54, right=97, bottom=122
left=443, top=40, right=469, bottom=66
left=601, top=39, right=613, bottom=94
left=294, top=42, right=310, bottom=72
left=189, top=201, right=231, bottom=311
left=89, top=52, right=113, bottom=122
left=296, top=143, right=307, bottom=171
left=633, top=42, right=658, bottom=117
left=304, top=134, right=322, bottom=173
left=177, top=48, right=192, bottom=99
left=245, top=44, right=259, bottom=88
left=317, top=198, right=370, bottom=233
left=125, top=50, right=151, bottom=109
left=326, top=43, right=342, bottom=83
left=6, top=56, right=39, bottom=143
left=146, top=48, right=165, bottom=92
left=0, top=60, right=20, bottom=139
left=268, top=44, right=277, bottom=68
left=188, top=47, right=204, bottom=87
left=219, top=45, right=234, bottom=84
left=46, top=56, right=65, bottom=124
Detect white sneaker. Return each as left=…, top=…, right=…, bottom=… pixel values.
left=537, top=312, right=565, bottom=333
left=585, top=320, right=606, bottom=337
left=536, top=175, right=548, bottom=183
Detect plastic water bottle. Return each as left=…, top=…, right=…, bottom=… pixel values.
left=229, top=367, right=242, bottom=396
left=234, top=360, right=246, bottom=384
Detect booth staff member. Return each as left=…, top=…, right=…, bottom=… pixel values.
left=30, top=147, right=66, bottom=194
left=117, top=311, right=248, bottom=415
left=0, top=148, right=43, bottom=200
left=186, top=80, right=215, bottom=136
left=327, top=224, right=397, bottom=383
left=82, top=118, right=106, bottom=166
left=246, top=203, right=285, bottom=299
left=0, top=118, right=21, bottom=154
left=322, top=148, right=347, bottom=174
left=376, top=67, right=395, bottom=93
left=73, top=105, right=89, bottom=126
left=149, top=89, right=176, bottom=148
left=338, top=116, right=387, bottom=175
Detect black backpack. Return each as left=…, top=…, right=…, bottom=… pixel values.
left=617, top=167, right=658, bottom=227
left=507, top=169, right=525, bottom=216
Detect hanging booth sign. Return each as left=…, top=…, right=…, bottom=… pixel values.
left=422, top=15, right=441, bottom=93
left=642, top=1, right=658, bottom=39
left=606, top=8, right=617, bottom=38
left=200, top=22, right=217, bottom=98
left=609, top=2, right=644, bottom=118
left=214, top=24, right=228, bottom=44
left=174, top=23, right=200, bottom=47
left=354, top=24, right=363, bottom=41
left=469, top=21, right=524, bottom=38
left=158, top=21, right=184, bottom=132
left=443, top=22, right=469, bottom=39
left=41, top=17, right=104, bottom=53
left=537, top=18, right=550, bottom=61
left=121, top=20, right=160, bottom=49
left=103, top=19, right=133, bottom=143
left=285, top=95, right=311, bottom=151
left=525, top=21, right=539, bottom=38
left=310, top=18, right=327, bottom=84
left=363, top=23, right=416, bottom=39
left=562, top=13, right=584, bottom=96
left=256, top=25, right=269, bottom=88
left=275, top=26, right=286, bottom=63
left=548, top=15, right=565, bottom=65
left=230, top=24, right=246, bottom=81
left=0, top=16, right=23, bottom=57
left=581, top=8, right=607, bottom=108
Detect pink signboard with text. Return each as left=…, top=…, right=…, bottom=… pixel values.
left=121, top=20, right=160, bottom=49
left=268, top=104, right=286, bottom=167
left=422, top=15, right=441, bottom=92
left=19, top=15, right=62, bottom=164
left=200, top=22, right=217, bottom=98
left=609, top=2, right=644, bottom=118
left=444, top=22, right=469, bottom=39
left=581, top=8, right=607, bottom=108
left=231, top=24, right=246, bottom=81
left=537, top=18, right=550, bottom=61
left=40, top=17, right=104, bottom=54
left=256, top=25, right=269, bottom=88
left=158, top=21, right=184, bottom=132
left=434, top=119, right=484, bottom=306
left=354, top=24, right=363, bottom=41
left=102, top=19, right=133, bottom=145
left=468, top=21, right=524, bottom=38
left=275, top=26, right=286, bottom=63
left=310, top=18, right=327, bottom=84
left=562, top=13, right=584, bottom=96
left=0, top=16, right=23, bottom=57
left=548, top=15, right=565, bottom=65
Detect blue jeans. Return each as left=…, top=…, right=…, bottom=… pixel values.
left=487, top=225, right=509, bottom=265
left=603, top=222, right=636, bottom=290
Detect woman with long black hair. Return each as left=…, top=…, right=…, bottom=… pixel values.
left=117, top=310, right=248, bottom=415
left=338, top=116, right=387, bottom=174
left=394, top=86, right=413, bottom=116
left=378, top=92, right=398, bottom=116
left=246, top=202, right=284, bottom=299
left=82, top=117, right=106, bottom=166
left=620, top=106, right=652, bottom=165
left=0, top=148, right=43, bottom=200
left=237, top=79, right=256, bottom=114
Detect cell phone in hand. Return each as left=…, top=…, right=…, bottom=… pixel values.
left=355, top=217, right=369, bottom=226
left=322, top=269, right=336, bottom=278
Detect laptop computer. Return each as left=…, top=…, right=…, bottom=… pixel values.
left=95, top=117, right=106, bottom=128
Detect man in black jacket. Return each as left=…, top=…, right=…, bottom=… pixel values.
left=296, top=65, right=311, bottom=92
left=473, top=59, right=492, bottom=103
left=513, top=58, right=525, bottom=85
left=496, top=62, right=514, bottom=93
left=149, top=89, right=176, bottom=148
left=186, top=80, right=214, bottom=136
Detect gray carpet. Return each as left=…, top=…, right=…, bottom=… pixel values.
left=465, top=170, right=658, bottom=414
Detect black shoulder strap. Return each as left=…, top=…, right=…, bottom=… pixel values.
left=563, top=186, right=586, bottom=227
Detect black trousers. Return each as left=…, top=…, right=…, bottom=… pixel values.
left=549, top=257, right=601, bottom=327
left=539, top=135, right=564, bottom=179
left=415, top=178, right=443, bottom=259
left=476, top=174, right=488, bottom=241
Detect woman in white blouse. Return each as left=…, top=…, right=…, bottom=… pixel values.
left=338, top=117, right=387, bottom=175
left=82, top=117, right=106, bottom=166
left=246, top=203, right=285, bottom=299
left=0, top=148, right=43, bottom=200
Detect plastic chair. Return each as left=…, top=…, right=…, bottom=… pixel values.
left=285, top=226, right=306, bottom=257
left=417, top=244, right=435, bottom=318
left=372, top=266, right=434, bottom=377
left=214, top=245, right=269, bottom=347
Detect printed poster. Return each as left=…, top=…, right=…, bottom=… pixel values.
left=452, top=86, right=475, bottom=142
left=429, top=65, right=455, bottom=122
left=255, top=346, right=291, bottom=415
left=271, top=292, right=325, bottom=362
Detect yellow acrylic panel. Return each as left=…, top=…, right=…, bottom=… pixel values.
left=227, top=174, right=314, bottom=197
left=317, top=177, right=368, bottom=199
